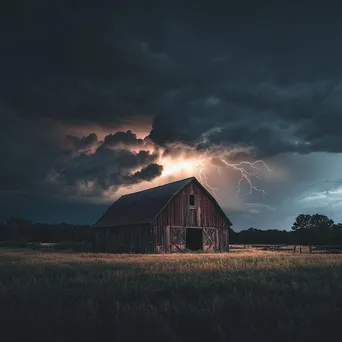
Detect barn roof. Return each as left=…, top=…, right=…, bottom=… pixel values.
left=94, top=176, right=231, bottom=228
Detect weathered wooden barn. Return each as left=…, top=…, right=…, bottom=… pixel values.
left=93, top=177, right=232, bottom=253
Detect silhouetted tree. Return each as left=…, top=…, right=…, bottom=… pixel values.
left=0, top=221, right=6, bottom=241
left=6, top=217, right=33, bottom=241
left=228, top=227, right=237, bottom=243
left=291, top=214, right=334, bottom=245
left=0, top=217, right=92, bottom=243
left=291, top=214, right=312, bottom=231
left=235, top=227, right=295, bottom=245
left=332, top=223, right=342, bottom=245
left=310, top=214, right=334, bottom=244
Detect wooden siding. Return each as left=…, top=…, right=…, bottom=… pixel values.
left=93, top=224, right=152, bottom=253
left=151, top=181, right=230, bottom=253
left=152, top=181, right=229, bottom=229
left=93, top=179, right=230, bottom=253
left=151, top=225, right=166, bottom=253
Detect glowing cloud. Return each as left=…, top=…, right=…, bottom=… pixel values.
left=54, top=128, right=273, bottom=208
left=158, top=150, right=272, bottom=204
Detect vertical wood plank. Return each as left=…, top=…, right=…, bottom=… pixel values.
left=165, top=225, right=170, bottom=253
left=216, top=228, right=219, bottom=252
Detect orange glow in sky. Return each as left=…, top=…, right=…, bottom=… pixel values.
left=160, top=158, right=199, bottom=177
left=105, top=151, right=209, bottom=200
left=60, top=126, right=276, bottom=207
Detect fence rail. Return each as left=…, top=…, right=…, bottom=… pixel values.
left=229, top=244, right=342, bottom=254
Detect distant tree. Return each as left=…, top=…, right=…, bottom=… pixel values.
left=291, top=214, right=312, bottom=231
left=291, top=214, right=312, bottom=244
left=228, top=227, right=237, bottom=244
left=310, top=214, right=334, bottom=244
left=332, top=223, right=342, bottom=245
left=6, top=217, right=33, bottom=241
left=1, top=217, right=93, bottom=243
left=234, top=227, right=294, bottom=245
left=0, top=221, right=6, bottom=241
left=7, top=217, right=33, bottom=227
left=291, top=214, right=334, bottom=245
left=310, top=214, right=334, bottom=230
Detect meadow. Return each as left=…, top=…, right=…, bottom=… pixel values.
left=0, top=247, right=341, bottom=342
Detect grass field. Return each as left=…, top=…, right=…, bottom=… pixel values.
left=0, top=248, right=342, bottom=342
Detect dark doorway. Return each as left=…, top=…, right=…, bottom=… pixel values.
left=186, top=228, right=203, bottom=251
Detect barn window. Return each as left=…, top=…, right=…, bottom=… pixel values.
left=189, top=194, right=195, bottom=206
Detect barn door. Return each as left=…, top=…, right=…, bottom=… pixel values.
left=203, top=228, right=217, bottom=252
left=170, top=226, right=186, bottom=252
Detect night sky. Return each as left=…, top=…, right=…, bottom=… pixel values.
left=1, top=1, right=342, bottom=230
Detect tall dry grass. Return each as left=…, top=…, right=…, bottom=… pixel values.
left=0, top=248, right=341, bottom=342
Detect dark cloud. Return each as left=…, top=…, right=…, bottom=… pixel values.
left=101, top=130, right=143, bottom=149
left=2, top=1, right=342, bottom=158
left=56, top=146, right=160, bottom=191
left=66, top=133, right=99, bottom=152
left=149, top=82, right=342, bottom=157
left=126, top=163, right=163, bottom=183
left=1, top=1, right=342, bottom=226
left=0, top=104, right=64, bottom=194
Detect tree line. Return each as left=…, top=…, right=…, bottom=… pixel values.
left=0, top=218, right=92, bottom=243
left=229, top=214, right=342, bottom=246
left=1, top=213, right=342, bottom=246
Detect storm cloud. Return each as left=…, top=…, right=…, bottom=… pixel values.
left=126, top=163, right=164, bottom=183
left=66, top=133, right=99, bottom=153
left=54, top=139, right=162, bottom=196
left=101, top=130, right=144, bottom=149
left=1, top=0, right=342, bottom=227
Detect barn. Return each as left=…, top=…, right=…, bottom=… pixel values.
left=93, top=176, right=232, bottom=253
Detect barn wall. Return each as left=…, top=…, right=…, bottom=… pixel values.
left=152, top=180, right=230, bottom=252
left=152, top=181, right=229, bottom=228
left=93, top=224, right=152, bottom=253
left=148, top=225, right=166, bottom=253
left=93, top=179, right=230, bottom=254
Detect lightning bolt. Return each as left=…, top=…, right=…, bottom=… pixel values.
left=186, top=128, right=272, bottom=203
left=190, top=155, right=271, bottom=205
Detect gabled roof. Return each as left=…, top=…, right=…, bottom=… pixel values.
left=94, top=177, right=194, bottom=227
left=94, top=176, right=232, bottom=228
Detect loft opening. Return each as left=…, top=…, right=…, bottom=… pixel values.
left=189, top=194, right=195, bottom=206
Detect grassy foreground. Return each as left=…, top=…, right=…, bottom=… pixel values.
left=0, top=248, right=341, bottom=342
